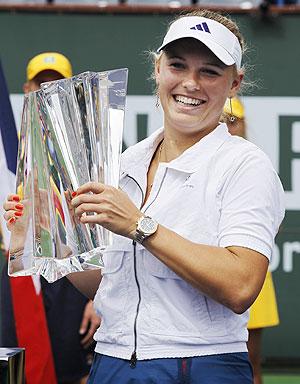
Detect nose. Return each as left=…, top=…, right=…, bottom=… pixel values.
left=182, top=71, right=200, bottom=92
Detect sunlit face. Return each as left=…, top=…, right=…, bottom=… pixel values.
left=155, top=39, right=243, bottom=139
left=23, top=70, right=64, bottom=93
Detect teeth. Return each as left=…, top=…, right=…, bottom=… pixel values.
left=175, top=95, right=202, bottom=106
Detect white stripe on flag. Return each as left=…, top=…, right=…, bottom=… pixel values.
left=0, top=130, right=16, bottom=249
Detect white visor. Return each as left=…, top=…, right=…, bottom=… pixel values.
left=157, top=16, right=242, bottom=70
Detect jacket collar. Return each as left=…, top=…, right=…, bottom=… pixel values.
left=121, top=123, right=231, bottom=178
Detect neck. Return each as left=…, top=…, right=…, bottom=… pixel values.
left=161, top=122, right=220, bottom=162
left=159, top=138, right=186, bottom=163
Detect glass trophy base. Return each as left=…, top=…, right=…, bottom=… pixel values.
left=9, top=247, right=104, bottom=283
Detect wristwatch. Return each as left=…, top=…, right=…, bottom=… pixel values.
left=134, top=216, right=158, bottom=244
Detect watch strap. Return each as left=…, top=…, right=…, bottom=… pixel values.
left=134, top=216, right=158, bottom=244
left=134, top=230, right=148, bottom=244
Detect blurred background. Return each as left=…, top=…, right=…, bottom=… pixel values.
left=0, top=1, right=300, bottom=383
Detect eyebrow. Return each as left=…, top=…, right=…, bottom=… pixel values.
left=166, top=54, right=185, bottom=60
left=204, top=62, right=226, bottom=69
left=166, top=54, right=225, bottom=69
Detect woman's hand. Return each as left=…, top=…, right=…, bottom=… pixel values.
left=71, top=182, right=142, bottom=239
left=3, top=194, right=24, bottom=230
left=3, top=194, right=29, bottom=256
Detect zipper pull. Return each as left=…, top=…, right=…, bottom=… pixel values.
left=130, top=351, right=137, bottom=368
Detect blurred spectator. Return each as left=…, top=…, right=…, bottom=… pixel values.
left=224, top=96, right=280, bottom=384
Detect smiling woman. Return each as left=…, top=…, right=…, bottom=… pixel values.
left=3, top=9, right=285, bottom=384
left=155, top=38, right=242, bottom=142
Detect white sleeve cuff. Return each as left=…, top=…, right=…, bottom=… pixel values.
left=219, top=233, right=272, bottom=261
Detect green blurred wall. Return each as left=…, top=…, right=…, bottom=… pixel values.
left=1, top=11, right=300, bottom=96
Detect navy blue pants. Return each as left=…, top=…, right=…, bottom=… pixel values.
left=87, top=352, right=253, bottom=383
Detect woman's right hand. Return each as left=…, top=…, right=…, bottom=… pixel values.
left=3, top=194, right=29, bottom=258
left=3, top=194, right=24, bottom=231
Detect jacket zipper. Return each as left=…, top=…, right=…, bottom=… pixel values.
left=130, top=240, right=140, bottom=368
left=127, top=170, right=168, bottom=368
left=127, top=174, right=144, bottom=368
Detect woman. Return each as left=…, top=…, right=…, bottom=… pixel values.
left=4, top=10, right=285, bottom=383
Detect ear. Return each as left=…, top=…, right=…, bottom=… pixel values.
left=23, top=82, right=30, bottom=94
left=229, top=72, right=244, bottom=98
left=154, top=56, right=161, bottom=86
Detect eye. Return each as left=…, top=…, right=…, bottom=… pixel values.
left=168, top=61, right=185, bottom=69
left=201, top=68, right=221, bottom=77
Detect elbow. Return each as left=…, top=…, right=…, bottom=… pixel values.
left=224, top=274, right=264, bottom=314
left=226, top=290, right=253, bottom=315
left=230, top=302, right=249, bottom=315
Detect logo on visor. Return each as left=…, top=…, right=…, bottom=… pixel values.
left=190, top=22, right=211, bottom=33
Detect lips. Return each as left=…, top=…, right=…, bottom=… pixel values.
left=174, top=95, right=204, bottom=106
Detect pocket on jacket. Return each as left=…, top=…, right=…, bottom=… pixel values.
left=102, top=248, right=125, bottom=274
left=143, top=250, right=227, bottom=337
left=94, top=249, right=128, bottom=333
left=144, top=252, right=181, bottom=280
left=203, top=296, right=227, bottom=336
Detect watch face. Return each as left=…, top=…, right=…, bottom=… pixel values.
left=140, top=217, right=157, bottom=234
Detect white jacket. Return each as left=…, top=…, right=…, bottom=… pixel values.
left=93, top=123, right=285, bottom=361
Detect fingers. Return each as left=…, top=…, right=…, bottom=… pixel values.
left=8, top=194, right=20, bottom=202
left=71, top=192, right=104, bottom=208
left=3, top=194, right=25, bottom=229
left=80, top=326, right=96, bottom=349
left=3, top=194, right=21, bottom=211
left=75, top=182, right=106, bottom=196
left=74, top=204, right=104, bottom=218
left=79, top=301, right=101, bottom=348
left=6, top=215, right=17, bottom=230
left=71, top=184, right=113, bottom=218
left=79, top=212, right=108, bottom=224
left=70, top=183, right=138, bottom=237
left=6, top=208, right=24, bottom=232
left=4, top=205, right=24, bottom=217
left=3, top=201, right=20, bottom=212
left=79, top=310, right=89, bottom=336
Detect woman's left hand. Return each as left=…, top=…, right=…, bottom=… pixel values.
left=71, top=182, right=142, bottom=239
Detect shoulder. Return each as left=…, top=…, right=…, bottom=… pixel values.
left=213, top=136, right=284, bottom=209
left=215, top=135, right=276, bottom=179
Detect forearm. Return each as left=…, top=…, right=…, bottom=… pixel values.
left=70, top=182, right=269, bottom=311
left=67, top=269, right=102, bottom=300
left=143, top=224, right=268, bottom=314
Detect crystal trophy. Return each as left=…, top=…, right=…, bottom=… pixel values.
left=8, top=69, right=128, bottom=282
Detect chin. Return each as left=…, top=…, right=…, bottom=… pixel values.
left=173, top=123, right=205, bottom=136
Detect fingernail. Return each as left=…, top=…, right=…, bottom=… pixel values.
left=8, top=217, right=16, bottom=224
left=12, top=196, right=20, bottom=202
left=71, top=191, right=77, bottom=197
left=15, top=204, right=24, bottom=211
left=14, top=211, right=23, bottom=217
left=79, top=329, right=84, bottom=335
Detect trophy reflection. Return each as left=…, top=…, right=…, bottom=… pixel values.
left=8, top=69, right=128, bottom=282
